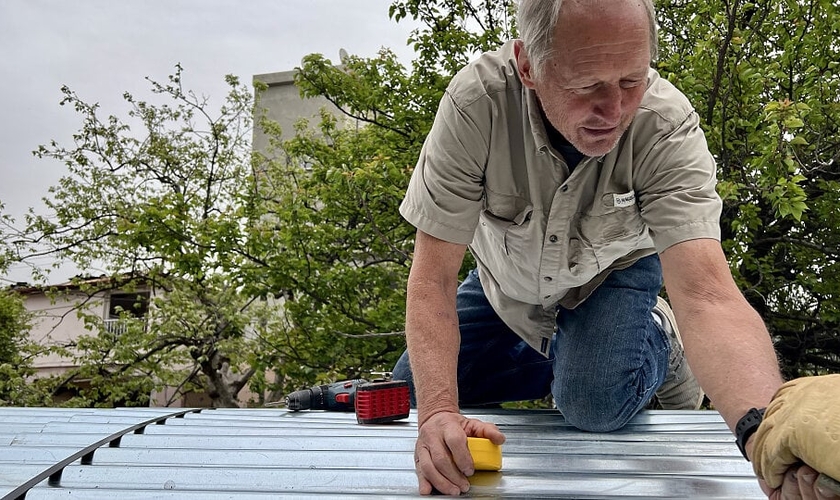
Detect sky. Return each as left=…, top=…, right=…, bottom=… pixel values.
left=0, top=0, right=419, bottom=285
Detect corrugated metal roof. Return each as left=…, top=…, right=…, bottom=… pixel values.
left=0, top=407, right=764, bottom=499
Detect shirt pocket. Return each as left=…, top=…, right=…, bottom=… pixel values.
left=484, top=188, right=532, bottom=224
left=480, top=206, right=534, bottom=257
left=481, top=189, right=532, bottom=250
left=473, top=202, right=538, bottom=302
left=578, top=204, right=648, bottom=272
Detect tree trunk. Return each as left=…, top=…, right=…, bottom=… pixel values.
left=200, top=349, right=255, bottom=408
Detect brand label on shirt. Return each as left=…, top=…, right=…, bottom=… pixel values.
left=613, top=191, right=636, bottom=208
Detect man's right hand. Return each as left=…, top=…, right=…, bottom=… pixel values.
left=414, top=411, right=506, bottom=496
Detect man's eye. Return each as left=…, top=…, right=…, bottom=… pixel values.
left=573, top=84, right=599, bottom=94
left=620, top=80, right=644, bottom=89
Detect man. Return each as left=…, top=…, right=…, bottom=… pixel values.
left=391, top=0, right=838, bottom=498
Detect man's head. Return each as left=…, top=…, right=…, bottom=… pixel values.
left=514, top=0, right=658, bottom=157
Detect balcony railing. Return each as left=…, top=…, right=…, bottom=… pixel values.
left=102, top=318, right=145, bottom=337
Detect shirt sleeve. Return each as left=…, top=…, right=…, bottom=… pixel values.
left=399, top=91, right=490, bottom=245
left=634, top=102, right=723, bottom=253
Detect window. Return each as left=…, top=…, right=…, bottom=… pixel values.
left=104, top=291, right=150, bottom=336
left=108, top=291, right=150, bottom=319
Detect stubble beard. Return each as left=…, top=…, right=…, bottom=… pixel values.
left=570, top=118, right=633, bottom=158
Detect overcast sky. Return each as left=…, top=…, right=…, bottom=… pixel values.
left=0, top=0, right=419, bottom=284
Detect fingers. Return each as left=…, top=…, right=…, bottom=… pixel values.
left=780, top=467, right=804, bottom=500
left=414, top=443, right=470, bottom=495
left=415, top=452, right=434, bottom=496
left=413, top=414, right=508, bottom=496
left=795, top=466, right=818, bottom=500
left=769, top=465, right=840, bottom=500
left=414, top=413, right=472, bottom=496
left=446, top=424, right=475, bottom=478
left=463, top=417, right=506, bottom=445
left=415, top=441, right=466, bottom=496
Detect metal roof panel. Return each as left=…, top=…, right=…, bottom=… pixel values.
left=0, top=407, right=764, bottom=499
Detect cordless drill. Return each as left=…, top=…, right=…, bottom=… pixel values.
left=284, top=377, right=410, bottom=424
left=284, top=379, right=366, bottom=412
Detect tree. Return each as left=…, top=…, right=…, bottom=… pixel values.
left=262, top=0, right=840, bottom=384
left=656, top=0, right=840, bottom=377
left=243, top=0, right=517, bottom=397
left=1, top=209, right=52, bottom=406
left=19, top=66, right=283, bottom=407
left=0, top=288, right=52, bottom=406
left=11, top=0, right=836, bottom=409
left=3, top=0, right=517, bottom=406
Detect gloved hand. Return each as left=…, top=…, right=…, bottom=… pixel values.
left=751, top=374, right=840, bottom=489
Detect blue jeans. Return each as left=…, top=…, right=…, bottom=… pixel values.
left=392, top=254, right=670, bottom=432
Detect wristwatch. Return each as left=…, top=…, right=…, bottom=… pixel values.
left=735, top=407, right=766, bottom=460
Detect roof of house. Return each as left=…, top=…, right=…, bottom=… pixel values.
left=7, top=274, right=146, bottom=295
left=0, top=407, right=764, bottom=499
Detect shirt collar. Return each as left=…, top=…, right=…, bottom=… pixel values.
left=524, top=87, right=551, bottom=154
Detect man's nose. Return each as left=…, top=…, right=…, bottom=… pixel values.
left=592, top=85, right=622, bottom=123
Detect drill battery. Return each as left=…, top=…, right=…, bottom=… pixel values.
left=355, top=379, right=410, bottom=424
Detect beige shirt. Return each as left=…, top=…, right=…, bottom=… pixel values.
left=400, top=40, right=722, bottom=356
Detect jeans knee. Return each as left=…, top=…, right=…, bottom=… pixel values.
left=552, top=378, right=638, bottom=432
left=555, top=396, right=634, bottom=432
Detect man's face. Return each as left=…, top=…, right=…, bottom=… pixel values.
left=516, top=0, right=651, bottom=157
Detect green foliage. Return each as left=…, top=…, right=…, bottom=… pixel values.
left=242, top=0, right=515, bottom=395
left=23, top=67, right=277, bottom=407
left=9, top=0, right=516, bottom=407
left=0, top=290, right=53, bottom=406
left=0, top=290, right=27, bottom=365
left=250, top=111, right=415, bottom=395
left=657, top=0, right=840, bottom=376
left=390, top=0, right=516, bottom=78
left=12, top=0, right=836, bottom=409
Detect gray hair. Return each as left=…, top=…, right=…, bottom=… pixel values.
left=516, top=0, right=659, bottom=80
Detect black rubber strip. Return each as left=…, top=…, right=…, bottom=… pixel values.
left=2, top=408, right=206, bottom=500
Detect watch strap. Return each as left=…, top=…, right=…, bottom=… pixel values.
left=735, top=407, right=766, bottom=461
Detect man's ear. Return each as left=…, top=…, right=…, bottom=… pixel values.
left=514, top=40, right=538, bottom=90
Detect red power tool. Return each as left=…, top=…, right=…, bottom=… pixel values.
left=284, top=375, right=410, bottom=424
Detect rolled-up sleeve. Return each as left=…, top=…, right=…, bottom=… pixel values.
left=399, top=91, right=489, bottom=245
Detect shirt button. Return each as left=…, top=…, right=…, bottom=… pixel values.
left=561, top=185, right=569, bottom=192
left=549, top=234, right=558, bottom=243
left=543, top=276, right=552, bottom=282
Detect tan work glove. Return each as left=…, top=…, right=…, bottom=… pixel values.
left=752, top=374, right=840, bottom=489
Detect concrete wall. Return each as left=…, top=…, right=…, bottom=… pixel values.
left=252, top=70, right=348, bottom=155
left=24, top=290, right=106, bottom=377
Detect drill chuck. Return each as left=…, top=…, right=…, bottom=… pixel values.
left=284, top=384, right=327, bottom=411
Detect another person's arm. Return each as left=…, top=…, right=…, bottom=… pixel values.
left=407, top=230, right=505, bottom=496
